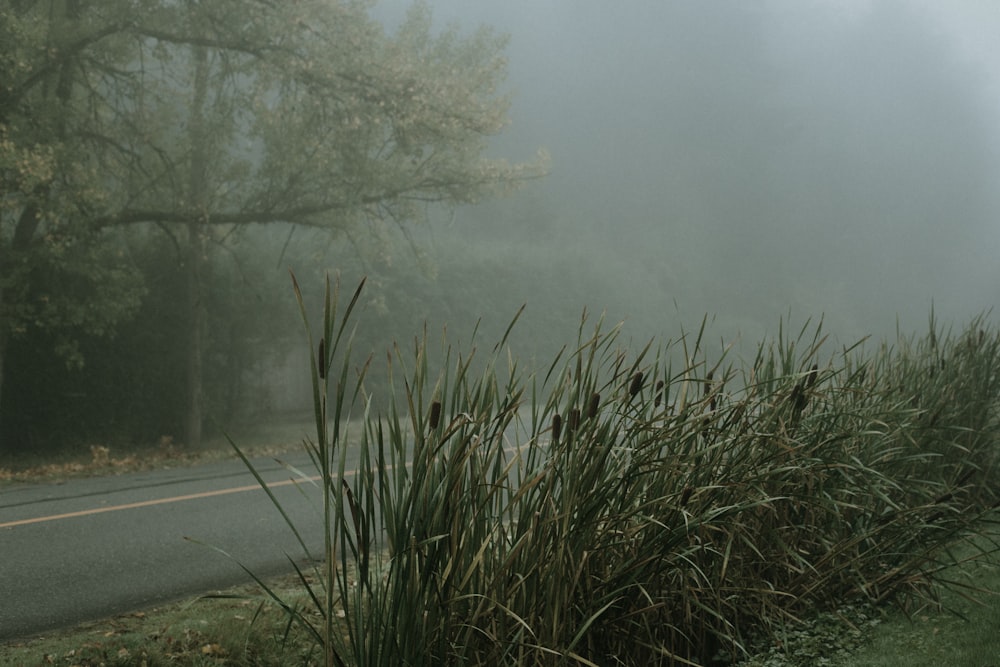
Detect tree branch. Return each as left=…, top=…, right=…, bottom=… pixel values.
left=3, top=21, right=132, bottom=114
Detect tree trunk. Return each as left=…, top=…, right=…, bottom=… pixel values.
left=183, top=39, right=210, bottom=448
left=0, top=283, right=6, bottom=451
left=184, top=223, right=206, bottom=448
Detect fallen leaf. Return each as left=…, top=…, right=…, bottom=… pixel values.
left=201, top=643, right=225, bottom=655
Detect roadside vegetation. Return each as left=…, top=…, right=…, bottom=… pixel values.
left=237, top=278, right=1000, bottom=665
left=5, top=277, right=1000, bottom=665
left=4, top=277, right=1000, bottom=665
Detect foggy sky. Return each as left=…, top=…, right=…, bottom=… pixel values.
left=376, top=1, right=1000, bottom=350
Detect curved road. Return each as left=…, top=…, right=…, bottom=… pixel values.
left=0, top=450, right=349, bottom=641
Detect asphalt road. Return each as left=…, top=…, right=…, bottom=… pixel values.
left=0, top=450, right=349, bottom=642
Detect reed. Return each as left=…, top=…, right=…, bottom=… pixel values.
left=234, top=278, right=1000, bottom=666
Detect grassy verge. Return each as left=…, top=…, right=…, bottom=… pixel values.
left=841, top=591, right=1000, bottom=667
left=827, top=529, right=1000, bottom=667
left=842, top=596, right=1000, bottom=667
left=739, top=522, right=1000, bottom=666
left=0, top=572, right=320, bottom=667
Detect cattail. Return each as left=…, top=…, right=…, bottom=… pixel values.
left=588, top=392, right=601, bottom=420
left=429, top=400, right=442, bottom=430
left=551, top=413, right=562, bottom=444
left=680, top=486, right=693, bottom=507
left=654, top=380, right=665, bottom=408
left=318, top=338, right=326, bottom=379
left=806, top=364, right=819, bottom=389
left=629, top=371, right=644, bottom=398
left=567, top=408, right=580, bottom=434
left=790, top=382, right=807, bottom=415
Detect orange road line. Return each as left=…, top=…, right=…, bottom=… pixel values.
left=0, top=475, right=323, bottom=530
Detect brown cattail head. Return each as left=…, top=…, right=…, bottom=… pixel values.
left=790, top=382, right=807, bottom=415
left=429, top=400, right=442, bottom=430
left=318, top=338, right=326, bottom=379
left=588, top=392, right=601, bottom=420
left=806, top=364, right=819, bottom=389
left=568, top=408, right=580, bottom=434
left=654, top=380, right=665, bottom=408
left=680, top=486, right=693, bottom=507
left=551, top=413, right=562, bottom=444
left=629, top=371, right=644, bottom=398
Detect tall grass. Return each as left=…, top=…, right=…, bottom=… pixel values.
left=236, top=277, right=1000, bottom=666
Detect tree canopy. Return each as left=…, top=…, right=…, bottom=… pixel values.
left=0, top=0, right=544, bottom=449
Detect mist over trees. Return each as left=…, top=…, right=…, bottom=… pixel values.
left=0, top=0, right=542, bottom=451
left=3, top=1, right=999, bottom=455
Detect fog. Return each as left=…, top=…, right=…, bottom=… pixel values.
left=8, top=1, right=1000, bottom=450
left=375, top=0, right=1000, bottom=352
